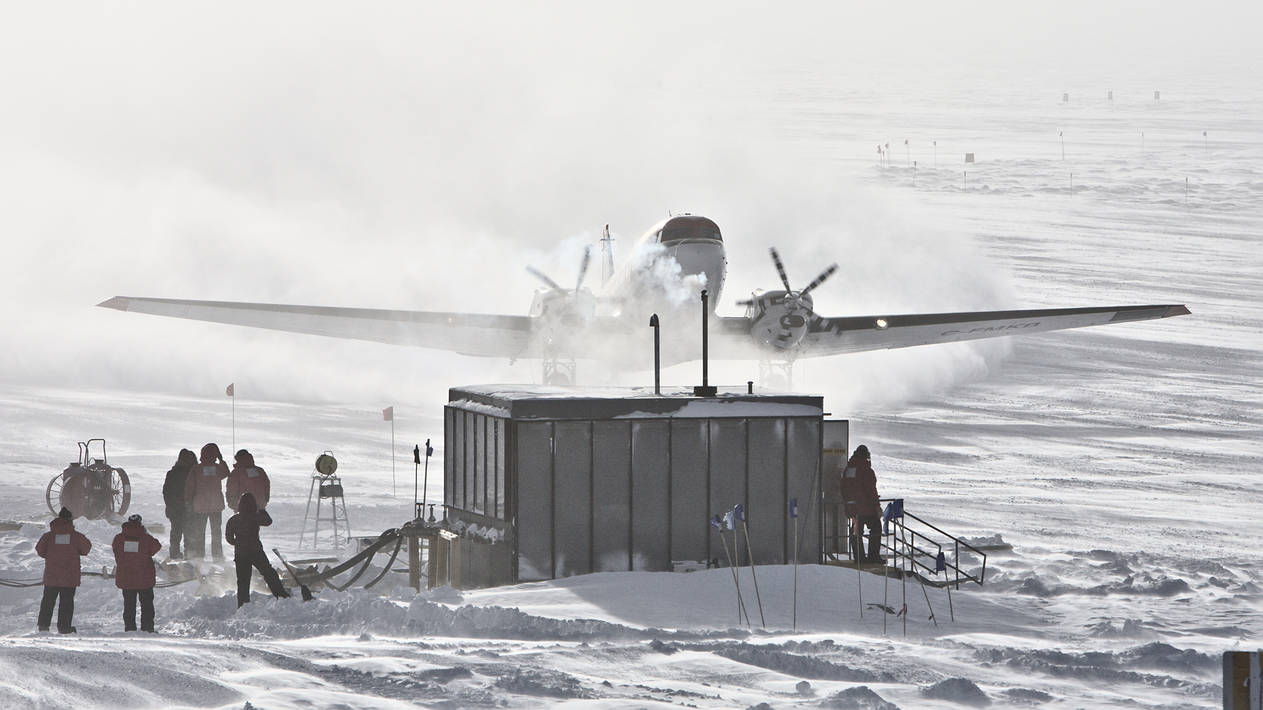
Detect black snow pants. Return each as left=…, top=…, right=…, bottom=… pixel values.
left=166, top=507, right=187, bottom=559
left=38, top=586, right=76, bottom=633
left=851, top=514, right=882, bottom=563
left=234, top=550, right=289, bottom=607
left=122, top=588, right=155, bottom=632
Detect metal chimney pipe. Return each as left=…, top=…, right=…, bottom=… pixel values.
left=701, top=289, right=709, bottom=386
left=693, top=290, right=717, bottom=397
left=649, top=313, right=661, bottom=395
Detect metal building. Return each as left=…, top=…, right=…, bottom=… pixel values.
left=442, top=384, right=844, bottom=587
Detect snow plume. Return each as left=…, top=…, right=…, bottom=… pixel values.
left=631, top=241, right=709, bottom=307
left=1, top=2, right=1015, bottom=409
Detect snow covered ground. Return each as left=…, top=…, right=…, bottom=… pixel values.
left=2, top=4, right=1261, bottom=708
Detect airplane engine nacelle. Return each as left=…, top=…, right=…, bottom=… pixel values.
left=745, top=290, right=813, bottom=350
left=530, top=288, right=598, bottom=350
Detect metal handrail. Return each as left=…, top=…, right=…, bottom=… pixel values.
left=874, top=498, right=988, bottom=589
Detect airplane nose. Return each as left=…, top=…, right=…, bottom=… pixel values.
left=667, top=241, right=726, bottom=304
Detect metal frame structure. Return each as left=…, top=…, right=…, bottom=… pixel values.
left=299, top=470, right=352, bottom=550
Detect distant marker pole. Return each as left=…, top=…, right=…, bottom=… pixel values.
left=226, top=382, right=235, bottom=453
left=1059, top=131, right=1064, bottom=160
left=1203, top=130, right=1207, bottom=155
left=933, top=140, right=937, bottom=168
left=1141, top=131, right=1145, bottom=157
left=904, top=139, right=909, bottom=168
left=383, top=406, right=395, bottom=497
left=1185, top=177, right=1189, bottom=205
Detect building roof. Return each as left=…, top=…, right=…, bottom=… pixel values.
left=447, top=384, right=823, bottom=421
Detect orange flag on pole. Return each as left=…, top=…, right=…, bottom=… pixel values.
left=226, top=383, right=235, bottom=397
left=382, top=406, right=393, bottom=421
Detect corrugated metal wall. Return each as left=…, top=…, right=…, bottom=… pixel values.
left=446, top=408, right=826, bottom=583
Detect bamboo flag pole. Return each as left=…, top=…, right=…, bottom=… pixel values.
left=937, top=551, right=956, bottom=623
left=713, top=514, right=749, bottom=626
left=901, top=523, right=909, bottom=637
left=882, top=517, right=890, bottom=636
left=919, top=575, right=938, bottom=627
left=736, top=504, right=766, bottom=628
left=858, top=564, right=864, bottom=619
left=789, top=497, right=799, bottom=631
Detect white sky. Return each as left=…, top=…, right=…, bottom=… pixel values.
left=0, top=1, right=1257, bottom=401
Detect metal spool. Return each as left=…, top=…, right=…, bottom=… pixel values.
left=46, top=439, right=131, bottom=519
left=315, top=453, right=338, bottom=477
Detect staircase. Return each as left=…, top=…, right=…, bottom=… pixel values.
left=825, top=498, right=988, bottom=589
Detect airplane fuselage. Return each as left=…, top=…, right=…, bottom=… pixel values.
left=601, top=214, right=727, bottom=317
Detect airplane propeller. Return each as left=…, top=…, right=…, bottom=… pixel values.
left=528, top=246, right=592, bottom=295
left=737, top=247, right=838, bottom=311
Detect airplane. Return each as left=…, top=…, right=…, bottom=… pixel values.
left=98, top=213, right=1190, bottom=385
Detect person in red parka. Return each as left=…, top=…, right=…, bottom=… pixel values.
left=35, top=507, right=92, bottom=633
left=226, top=449, right=270, bottom=512
left=112, top=513, right=162, bottom=632
left=184, top=442, right=229, bottom=561
left=840, top=444, right=883, bottom=564
left=225, top=491, right=290, bottom=606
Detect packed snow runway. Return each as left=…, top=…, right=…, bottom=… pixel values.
left=3, top=4, right=1262, bottom=708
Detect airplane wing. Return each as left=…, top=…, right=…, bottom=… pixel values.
left=98, top=296, right=534, bottom=358
left=718, top=304, right=1190, bottom=358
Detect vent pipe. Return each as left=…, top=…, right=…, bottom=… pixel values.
left=693, top=290, right=717, bottom=397
left=649, top=313, right=661, bottom=395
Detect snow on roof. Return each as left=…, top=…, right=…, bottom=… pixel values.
left=447, top=384, right=824, bottom=420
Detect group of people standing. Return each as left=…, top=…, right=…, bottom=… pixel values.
left=35, top=443, right=290, bottom=634
left=36, top=508, right=165, bottom=634
left=163, top=443, right=271, bottom=561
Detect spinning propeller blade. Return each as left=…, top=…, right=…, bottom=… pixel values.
left=527, top=266, right=563, bottom=291
left=575, top=246, right=591, bottom=292
left=800, top=264, right=838, bottom=296
left=529, top=246, right=595, bottom=297
left=770, top=247, right=793, bottom=292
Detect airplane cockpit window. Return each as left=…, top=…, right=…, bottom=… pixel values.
left=659, top=216, right=722, bottom=244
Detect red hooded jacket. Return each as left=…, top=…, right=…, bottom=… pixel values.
left=112, top=520, right=162, bottom=590
left=226, top=452, right=270, bottom=511
left=185, top=444, right=229, bottom=514
left=840, top=453, right=881, bottom=517
left=35, top=517, right=92, bottom=587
